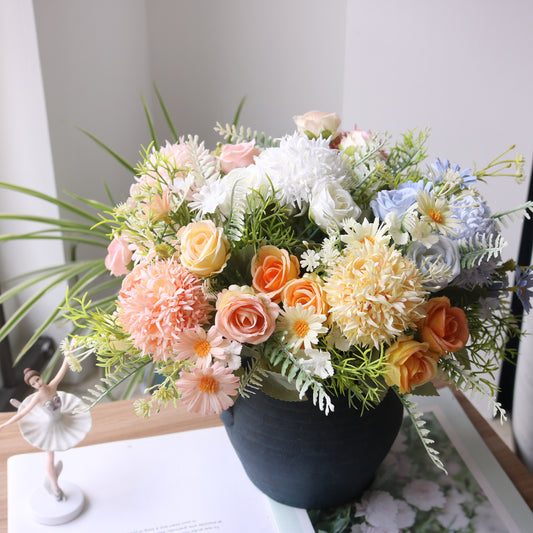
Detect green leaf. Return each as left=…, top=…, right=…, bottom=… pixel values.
left=232, top=96, right=246, bottom=127
left=76, top=127, right=136, bottom=174
left=154, top=83, right=178, bottom=142
left=141, top=94, right=159, bottom=151
left=0, top=181, right=102, bottom=224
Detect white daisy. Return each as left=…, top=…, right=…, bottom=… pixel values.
left=277, top=303, right=327, bottom=351
left=340, top=218, right=391, bottom=249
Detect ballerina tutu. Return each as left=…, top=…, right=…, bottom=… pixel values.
left=18, top=391, right=92, bottom=451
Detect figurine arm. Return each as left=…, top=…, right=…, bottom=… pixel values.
left=48, top=357, right=70, bottom=389
left=0, top=393, right=41, bottom=431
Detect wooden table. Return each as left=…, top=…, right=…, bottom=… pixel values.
left=1, top=389, right=532, bottom=529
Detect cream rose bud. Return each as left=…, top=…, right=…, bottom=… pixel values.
left=219, top=141, right=261, bottom=174
left=179, top=220, right=230, bottom=277
left=293, top=111, right=341, bottom=138
left=309, top=182, right=361, bottom=234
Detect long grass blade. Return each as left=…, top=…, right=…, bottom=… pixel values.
left=0, top=260, right=103, bottom=347
left=0, top=181, right=102, bottom=223
left=232, top=96, right=246, bottom=126
left=76, top=127, right=136, bottom=174
left=154, top=83, right=178, bottom=142
left=141, top=94, right=159, bottom=151
left=15, top=261, right=108, bottom=362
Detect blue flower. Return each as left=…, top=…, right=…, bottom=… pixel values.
left=370, top=180, right=427, bottom=221
left=451, top=194, right=496, bottom=241
left=432, top=158, right=476, bottom=188
left=515, top=266, right=533, bottom=313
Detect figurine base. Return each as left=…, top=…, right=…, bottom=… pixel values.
left=28, top=482, right=85, bottom=525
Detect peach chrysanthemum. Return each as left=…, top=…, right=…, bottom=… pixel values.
left=177, top=362, right=239, bottom=415
left=117, top=260, right=212, bottom=361
left=324, top=241, right=427, bottom=348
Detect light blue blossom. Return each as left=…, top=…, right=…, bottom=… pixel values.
left=432, top=158, right=476, bottom=188
left=370, top=180, right=427, bottom=221
left=406, top=236, right=461, bottom=291
left=451, top=194, right=496, bottom=241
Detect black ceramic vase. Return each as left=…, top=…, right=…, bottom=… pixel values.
left=220, top=388, right=403, bottom=509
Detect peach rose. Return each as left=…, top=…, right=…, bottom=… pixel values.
left=293, top=111, right=341, bottom=138
left=385, top=336, right=438, bottom=394
left=251, top=245, right=300, bottom=303
left=105, top=237, right=132, bottom=276
left=215, top=285, right=280, bottom=344
left=418, top=296, right=469, bottom=356
left=219, top=141, right=261, bottom=174
left=179, top=220, right=230, bottom=277
left=281, top=274, right=328, bottom=314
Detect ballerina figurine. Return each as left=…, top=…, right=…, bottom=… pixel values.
left=0, top=357, right=92, bottom=502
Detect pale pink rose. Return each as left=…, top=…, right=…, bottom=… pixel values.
left=215, top=286, right=280, bottom=344
left=219, top=141, right=261, bottom=174
left=105, top=237, right=132, bottom=276
left=293, top=111, right=341, bottom=138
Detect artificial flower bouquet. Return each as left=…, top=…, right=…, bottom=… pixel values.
left=62, top=108, right=531, bottom=467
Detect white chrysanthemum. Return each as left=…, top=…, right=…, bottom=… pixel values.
left=297, top=348, right=334, bottom=379
left=254, top=133, right=349, bottom=211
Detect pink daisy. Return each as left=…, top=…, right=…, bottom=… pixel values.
left=174, top=326, right=232, bottom=369
left=117, top=260, right=212, bottom=361
left=177, top=362, right=240, bottom=415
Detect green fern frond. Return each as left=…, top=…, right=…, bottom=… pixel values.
left=214, top=122, right=279, bottom=148
left=457, top=232, right=506, bottom=269
left=492, top=201, right=533, bottom=226
left=265, top=339, right=334, bottom=414
left=238, top=353, right=268, bottom=398
left=81, top=360, right=151, bottom=408
left=386, top=129, right=429, bottom=178
left=400, top=393, right=447, bottom=474
left=439, top=358, right=507, bottom=423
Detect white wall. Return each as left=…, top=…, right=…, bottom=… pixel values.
left=145, top=0, right=347, bottom=147
left=0, top=0, right=67, bottom=358
left=33, top=0, right=153, bottom=209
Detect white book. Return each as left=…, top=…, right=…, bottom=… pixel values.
left=8, top=426, right=314, bottom=533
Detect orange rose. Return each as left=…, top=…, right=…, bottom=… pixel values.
left=281, top=274, right=328, bottom=314
left=385, top=336, right=438, bottom=394
left=215, top=285, right=280, bottom=345
left=251, top=245, right=300, bottom=303
left=418, top=296, right=469, bottom=356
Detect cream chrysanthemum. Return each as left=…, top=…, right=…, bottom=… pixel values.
left=324, top=241, right=426, bottom=348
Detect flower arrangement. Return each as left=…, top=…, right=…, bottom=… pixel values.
left=58, top=108, right=531, bottom=467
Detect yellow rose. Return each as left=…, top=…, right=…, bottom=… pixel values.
left=179, top=220, right=230, bottom=277
left=384, top=336, right=437, bottom=394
